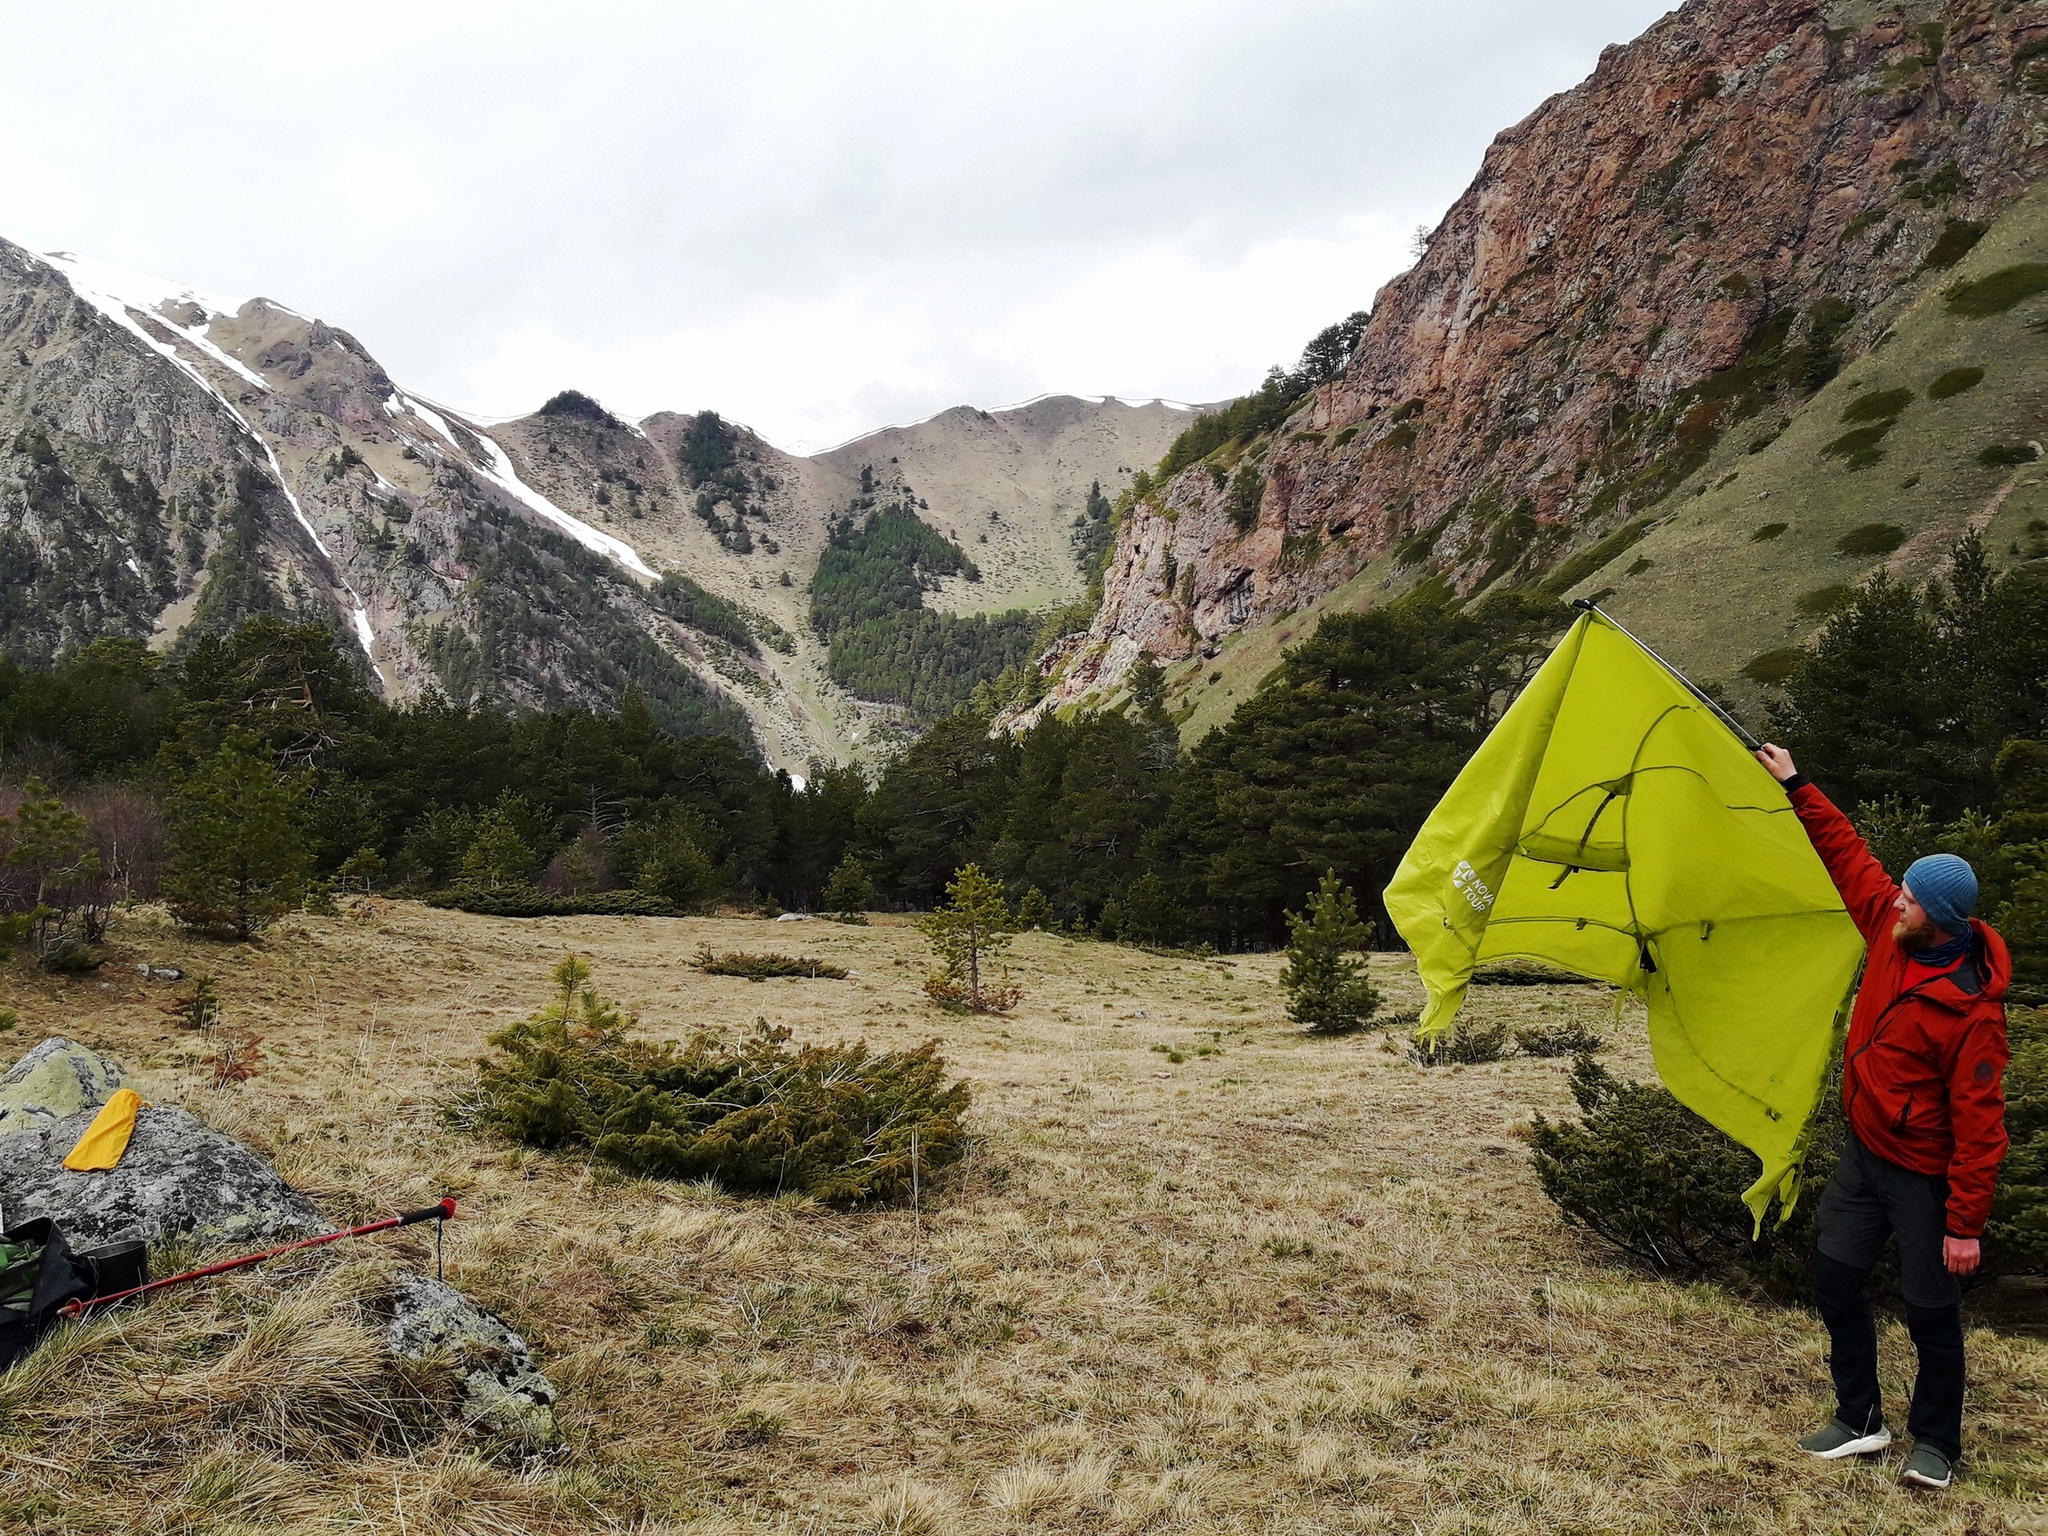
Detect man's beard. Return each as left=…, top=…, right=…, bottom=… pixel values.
left=1894, top=915, right=1945, bottom=951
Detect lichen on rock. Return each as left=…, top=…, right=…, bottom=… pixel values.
left=385, top=1270, right=560, bottom=1445
left=0, top=1038, right=126, bottom=1136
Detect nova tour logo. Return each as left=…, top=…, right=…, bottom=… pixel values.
left=1450, top=859, right=1496, bottom=913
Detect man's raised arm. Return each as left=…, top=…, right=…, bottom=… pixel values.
left=1755, top=744, right=1899, bottom=946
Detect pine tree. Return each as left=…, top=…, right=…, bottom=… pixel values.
left=1280, top=870, right=1380, bottom=1034
left=164, top=728, right=310, bottom=939
left=635, top=828, right=716, bottom=911
left=1120, top=872, right=1185, bottom=945
left=2001, top=857, right=2048, bottom=1007
left=825, top=853, right=876, bottom=920
left=920, top=863, right=1018, bottom=1012
left=1015, top=885, right=1053, bottom=930
left=5, top=776, right=99, bottom=962
left=460, top=808, right=535, bottom=890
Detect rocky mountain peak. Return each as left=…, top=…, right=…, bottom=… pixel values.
left=1020, top=0, right=2048, bottom=723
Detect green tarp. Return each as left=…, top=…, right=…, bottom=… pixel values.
left=1384, top=610, right=1864, bottom=1224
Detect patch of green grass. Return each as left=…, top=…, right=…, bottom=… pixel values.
left=1980, top=444, right=2041, bottom=467
left=1820, top=422, right=1893, bottom=458
left=1538, top=516, right=1656, bottom=595
left=1624, top=556, right=1653, bottom=577
left=1947, top=263, right=2048, bottom=317
left=1741, top=647, right=1804, bottom=684
left=1927, top=366, right=1985, bottom=400
left=1840, top=388, right=1915, bottom=423
left=1834, top=523, right=1906, bottom=557
left=1920, top=218, right=1987, bottom=270
left=1749, top=522, right=1789, bottom=542
left=1329, top=426, right=1358, bottom=448
left=1796, top=583, right=1858, bottom=618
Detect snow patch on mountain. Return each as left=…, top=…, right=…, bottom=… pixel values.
left=396, top=395, right=658, bottom=580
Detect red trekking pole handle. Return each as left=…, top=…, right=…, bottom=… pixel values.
left=60, top=1197, right=456, bottom=1319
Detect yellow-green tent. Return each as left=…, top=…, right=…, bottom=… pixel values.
left=1384, top=609, right=1864, bottom=1224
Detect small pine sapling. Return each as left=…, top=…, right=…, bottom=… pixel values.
left=1280, top=870, right=1379, bottom=1034
left=167, top=975, right=221, bottom=1032
left=920, top=863, right=1020, bottom=1013
left=337, top=847, right=386, bottom=893
left=1015, top=886, right=1054, bottom=930
left=825, top=853, right=876, bottom=923
left=6, top=777, right=102, bottom=968
left=471, top=959, right=971, bottom=1201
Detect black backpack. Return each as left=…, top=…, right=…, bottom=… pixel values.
left=0, top=1218, right=98, bottom=1372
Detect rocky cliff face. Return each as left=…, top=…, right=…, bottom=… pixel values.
left=1024, top=0, right=2048, bottom=718
left=0, top=239, right=1183, bottom=767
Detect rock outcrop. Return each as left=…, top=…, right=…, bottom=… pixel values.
left=1025, top=0, right=2048, bottom=714
left=386, top=1271, right=560, bottom=1442
left=0, top=1039, right=558, bottom=1444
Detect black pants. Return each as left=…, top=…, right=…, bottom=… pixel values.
left=1813, top=1134, right=1965, bottom=1461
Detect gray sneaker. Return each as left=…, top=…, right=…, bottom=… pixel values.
left=1899, top=1444, right=1954, bottom=1489
left=1799, top=1417, right=1892, bottom=1458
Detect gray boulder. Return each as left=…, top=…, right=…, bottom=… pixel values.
left=0, top=1037, right=559, bottom=1445
left=387, top=1271, right=560, bottom=1444
left=0, top=1103, right=328, bottom=1248
left=0, top=1037, right=324, bottom=1247
left=0, top=1038, right=125, bottom=1136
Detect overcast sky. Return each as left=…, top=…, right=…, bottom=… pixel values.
left=0, top=1, right=1671, bottom=452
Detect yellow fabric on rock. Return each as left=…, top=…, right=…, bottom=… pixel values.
left=1383, top=610, right=1865, bottom=1228
left=61, top=1088, right=143, bottom=1172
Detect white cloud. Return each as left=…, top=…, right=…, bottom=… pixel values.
left=341, top=151, right=434, bottom=225
left=0, top=137, right=80, bottom=244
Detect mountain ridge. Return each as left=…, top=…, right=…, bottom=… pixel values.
left=0, top=239, right=1188, bottom=770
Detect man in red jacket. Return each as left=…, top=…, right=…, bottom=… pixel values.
left=1755, top=744, right=2010, bottom=1491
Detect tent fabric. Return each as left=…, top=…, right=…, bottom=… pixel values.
left=61, top=1088, right=143, bottom=1172
left=1384, top=610, right=1866, bottom=1226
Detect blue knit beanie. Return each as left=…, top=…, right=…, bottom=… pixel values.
left=1903, top=854, right=1978, bottom=934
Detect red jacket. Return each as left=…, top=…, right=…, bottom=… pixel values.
left=1790, top=781, right=2010, bottom=1237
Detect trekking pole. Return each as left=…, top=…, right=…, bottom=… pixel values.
left=1570, top=599, right=1762, bottom=750
left=60, top=1198, right=456, bottom=1319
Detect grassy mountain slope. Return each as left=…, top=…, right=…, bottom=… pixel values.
left=812, top=396, right=1198, bottom=618
left=1571, top=180, right=2048, bottom=707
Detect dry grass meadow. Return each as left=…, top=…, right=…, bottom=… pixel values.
left=0, top=903, right=2041, bottom=1534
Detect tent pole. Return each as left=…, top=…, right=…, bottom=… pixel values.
left=1569, top=600, right=1763, bottom=750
